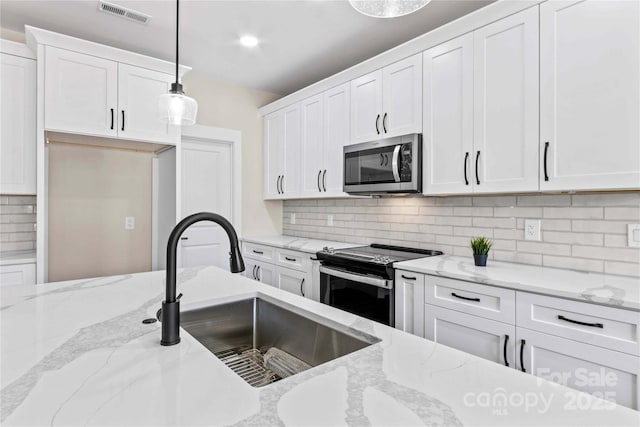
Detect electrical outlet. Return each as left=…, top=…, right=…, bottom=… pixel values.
left=524, top=219, right=541, bottom=241
left=628, top=224, right=640, bottom=248
left=327, top=214, right=334, bottom=226
left=125, top=216, right=135, bottom=230
left=290, top=213, right=296, bottom=225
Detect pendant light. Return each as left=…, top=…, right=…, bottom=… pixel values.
left=349, top=0, right=431, bottom=18
left=159, top=0, right=197, bottom=126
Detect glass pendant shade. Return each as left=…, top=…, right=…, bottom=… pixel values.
left=349, top=0, right=431, bottom=18
left=158, top=91, right=198, bottom=126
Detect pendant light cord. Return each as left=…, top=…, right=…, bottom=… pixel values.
left=175, top=0, right=180, bottom=87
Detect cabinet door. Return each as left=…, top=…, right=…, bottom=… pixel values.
left=517, top=327, right=640, bottom=410
left=244, top=258, right=260, bottom=281
left=350, top=70, right=382, bottom=143
left=540, top=0, right=640, bottom=191
left=44, top=46, right=117, bottom=137
left=473, top=7, right=539, bottom=193
left=0, top=263, right=35, bottom=286
left=300, top=94, right=324, bottom=196
left=255, top=261, right=276, bottom=287
left=282, top=103, right=301, bottom=196
left=426, top=304, right=516, bottom=368
left=263, top=111, right=284, bottom=199
left=276, top=266, right=310, bottom=298
left=117, top=64, right=179, bottom=144
left=0, top=53, right=36, bottom=195
left=394, top=270, right=425, bottom=336
left=323, top=83, right=350, bottom=196
left=382, top=53, right=422, bottom=138
left=422, top=34, right=474, bottom=195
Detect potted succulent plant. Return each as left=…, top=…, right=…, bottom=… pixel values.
left=470, top=236, right=493, bottom=267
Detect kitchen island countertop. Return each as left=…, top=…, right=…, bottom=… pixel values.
left=1, top=267, right=638, bottom=426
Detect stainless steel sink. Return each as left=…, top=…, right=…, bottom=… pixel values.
left=181, top=296, right=379, bottom=387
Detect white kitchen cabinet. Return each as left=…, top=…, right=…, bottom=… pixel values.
left=301, top=94, right=325, bottom=196
left=423, top=7, right=538, bottom=195
left=248, top=259, right=276, bottom=287
left=350, top=54, right=421, bottom=143
left=263, top=104, right=301, bottom=199
left=282, top=104, right=301, bottom=196
left=0, top=263, right=36, bottom=286
left=426, top=304, right=516, bottom=368
left=45, top=46, right=118, bottom=138
left=276, top=266, right=310, bottom=298
left=517, top=327, right=640, bottom=410
left=263, top=111, right=284, bottom=199
left=44, top=46, right=178, bottom=144
left=540, top=0, right=640, bottom=191
left=394, top=270, right=425, bottom=336
left=117, top=64, right=178, bottom=144
left=0, top=52, right=36, bottom=195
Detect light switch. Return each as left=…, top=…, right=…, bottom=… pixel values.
left=628, top=224, right=640, bottom=248
left=125, top=217, right=135, bottom=230
left=524, top=219, right=541, bottom=241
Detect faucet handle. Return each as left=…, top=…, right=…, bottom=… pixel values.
left=176, top=293, right=183, bottom=301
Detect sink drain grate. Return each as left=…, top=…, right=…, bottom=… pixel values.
left=214, top=346, right=281, bottom=387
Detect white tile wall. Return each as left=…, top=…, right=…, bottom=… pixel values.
left=283, top=193, right=640, bottom=277
left=0, top=195, right=36, bottom=252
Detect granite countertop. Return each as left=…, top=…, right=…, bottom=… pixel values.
left=394, top=255, right=640, bottom=311
left=1, top=267, right=638, bottom=426
left=242, top=235, right=358, bottom=254
left=0, top=250, right=36, bottom=266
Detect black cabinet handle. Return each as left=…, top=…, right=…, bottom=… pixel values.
left=503, top=334, right=510, bottom=367
left=322, top=169, right=327, bottom=192
left=464, top=152, right=469, bottom=185
left=475, top=150, right=480, bottom=185
left=256, top=266, right=261, bottom=280
left=285, top=257, right=297, bottom=262
left=121, top=110, right=125, bottom=131
left=110, top=108, right=114, bottom=130
left=451, top=292, right=480, bottom=302
left=401, top=274, right=416, bottom=280
left=300, top=278, right=305, bottom=297
left=281, top=175, right=284, bottom=193
left=543, top=142, right=550, bottom=182
left=375, top=114, right=380, bottom=134
left=383, top=113, right=388, bottom=133
left=277, top=175, right=283, bottom=194
left=558, top=315, right=603, bottom=328
left=520, top=339, right=526, bottom=372
left=252, top=250, right=264, bottom=255
left=252, top=265, right=257, bottom=280
left=180, top=237, right=188, bottom=240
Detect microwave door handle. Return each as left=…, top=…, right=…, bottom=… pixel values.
left=392, top=145, right=401, bottom=182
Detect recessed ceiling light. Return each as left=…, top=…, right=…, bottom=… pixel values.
left=240, top=35, right=259, bottom=48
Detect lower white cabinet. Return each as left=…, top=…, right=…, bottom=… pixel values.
left=517, top=327, right=640, bottom=410
left=244, top=258, right=276, bottom=287
left=425, top=304, right=515, bottom=368
left=275, top=267, right=310, bottom=298
left=0, top=263, right=36, bottom=286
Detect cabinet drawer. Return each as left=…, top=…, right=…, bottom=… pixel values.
left=275, top=249, right=310, bottom=272
left=242, top=242, right=275, bottom=263
left=424, top=275, right=515, bottom=324
left=0, top=263, right=35, bottom=286
left=517, top=292, right=640, bottom=356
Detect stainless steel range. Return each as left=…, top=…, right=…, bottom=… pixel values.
left=316, top=244, right=443, bottom=327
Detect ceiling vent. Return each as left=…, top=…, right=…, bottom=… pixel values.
left=98, top=1, right=151, bottom=25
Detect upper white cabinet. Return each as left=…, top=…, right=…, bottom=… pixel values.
left=301, top=94, right=325, bottom=196
left=0, top=50, right=36, bottom=195
left=264, top=111, right=284, bottom=199
left=540, top=0, right=640, bottom=191
left=44, top=46, right=178, bottom=144
left=263, top=104, right=301, bottom=199
left=350, top=54, right=422, bottom=143
left=423, top=7, right=539, bottom=195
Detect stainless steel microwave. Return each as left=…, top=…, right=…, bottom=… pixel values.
left=343, top=134, right=422, bottom=195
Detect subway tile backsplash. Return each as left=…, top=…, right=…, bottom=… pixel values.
left=283, top=193, right=640, bottom=277
left=0, top=195, right=36, bottom=253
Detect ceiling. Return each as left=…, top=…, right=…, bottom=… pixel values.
left=1, top=0, right=493, bottom=95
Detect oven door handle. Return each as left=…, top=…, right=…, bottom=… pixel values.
left=320, top=265, right=392, bottom=289
left=392, top=145, right=401, bottom=182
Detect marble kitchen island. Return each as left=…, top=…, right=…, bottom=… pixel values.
left=1, top=267, right=638, bottom=426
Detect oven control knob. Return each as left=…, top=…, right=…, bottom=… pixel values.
left=381, top=256, right=392, bottom=264
left=323, top=246, right=335, bottom=254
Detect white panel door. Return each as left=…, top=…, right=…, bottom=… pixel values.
left=0, top=53, right=36, bottom=195
left=244, top=258, right=260, bottom=281
left=350, top=70, right=382, bottom=143
left=117, top=64, right=179, bottom=144
left=180, top=140, right=232, bottom=269
left=255, top=260, right=276, bottom=287
left=473, top=7, right=539, bottom=193
left=263, top=111, right=283, bottom=199
left=540, top=0, right=640, bottom=191
left=517, top=327, right=640, bottom=410
left=276, top=266, right=310, bottom=298
left=425, top=304, right=516, bottom=368
left=300, top=94, right=324, bottom=196
left=382, top=53, right=422, bottom=138
left=44, top=46, right=117, bottom=137
left=423, top=34, right=474, bottom=195
left=323, top=83, right=350, bottom=196
left=282, top=103, right=301, bottom=196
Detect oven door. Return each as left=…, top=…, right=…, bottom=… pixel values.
left=319, top=265, right=394, bottom=327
